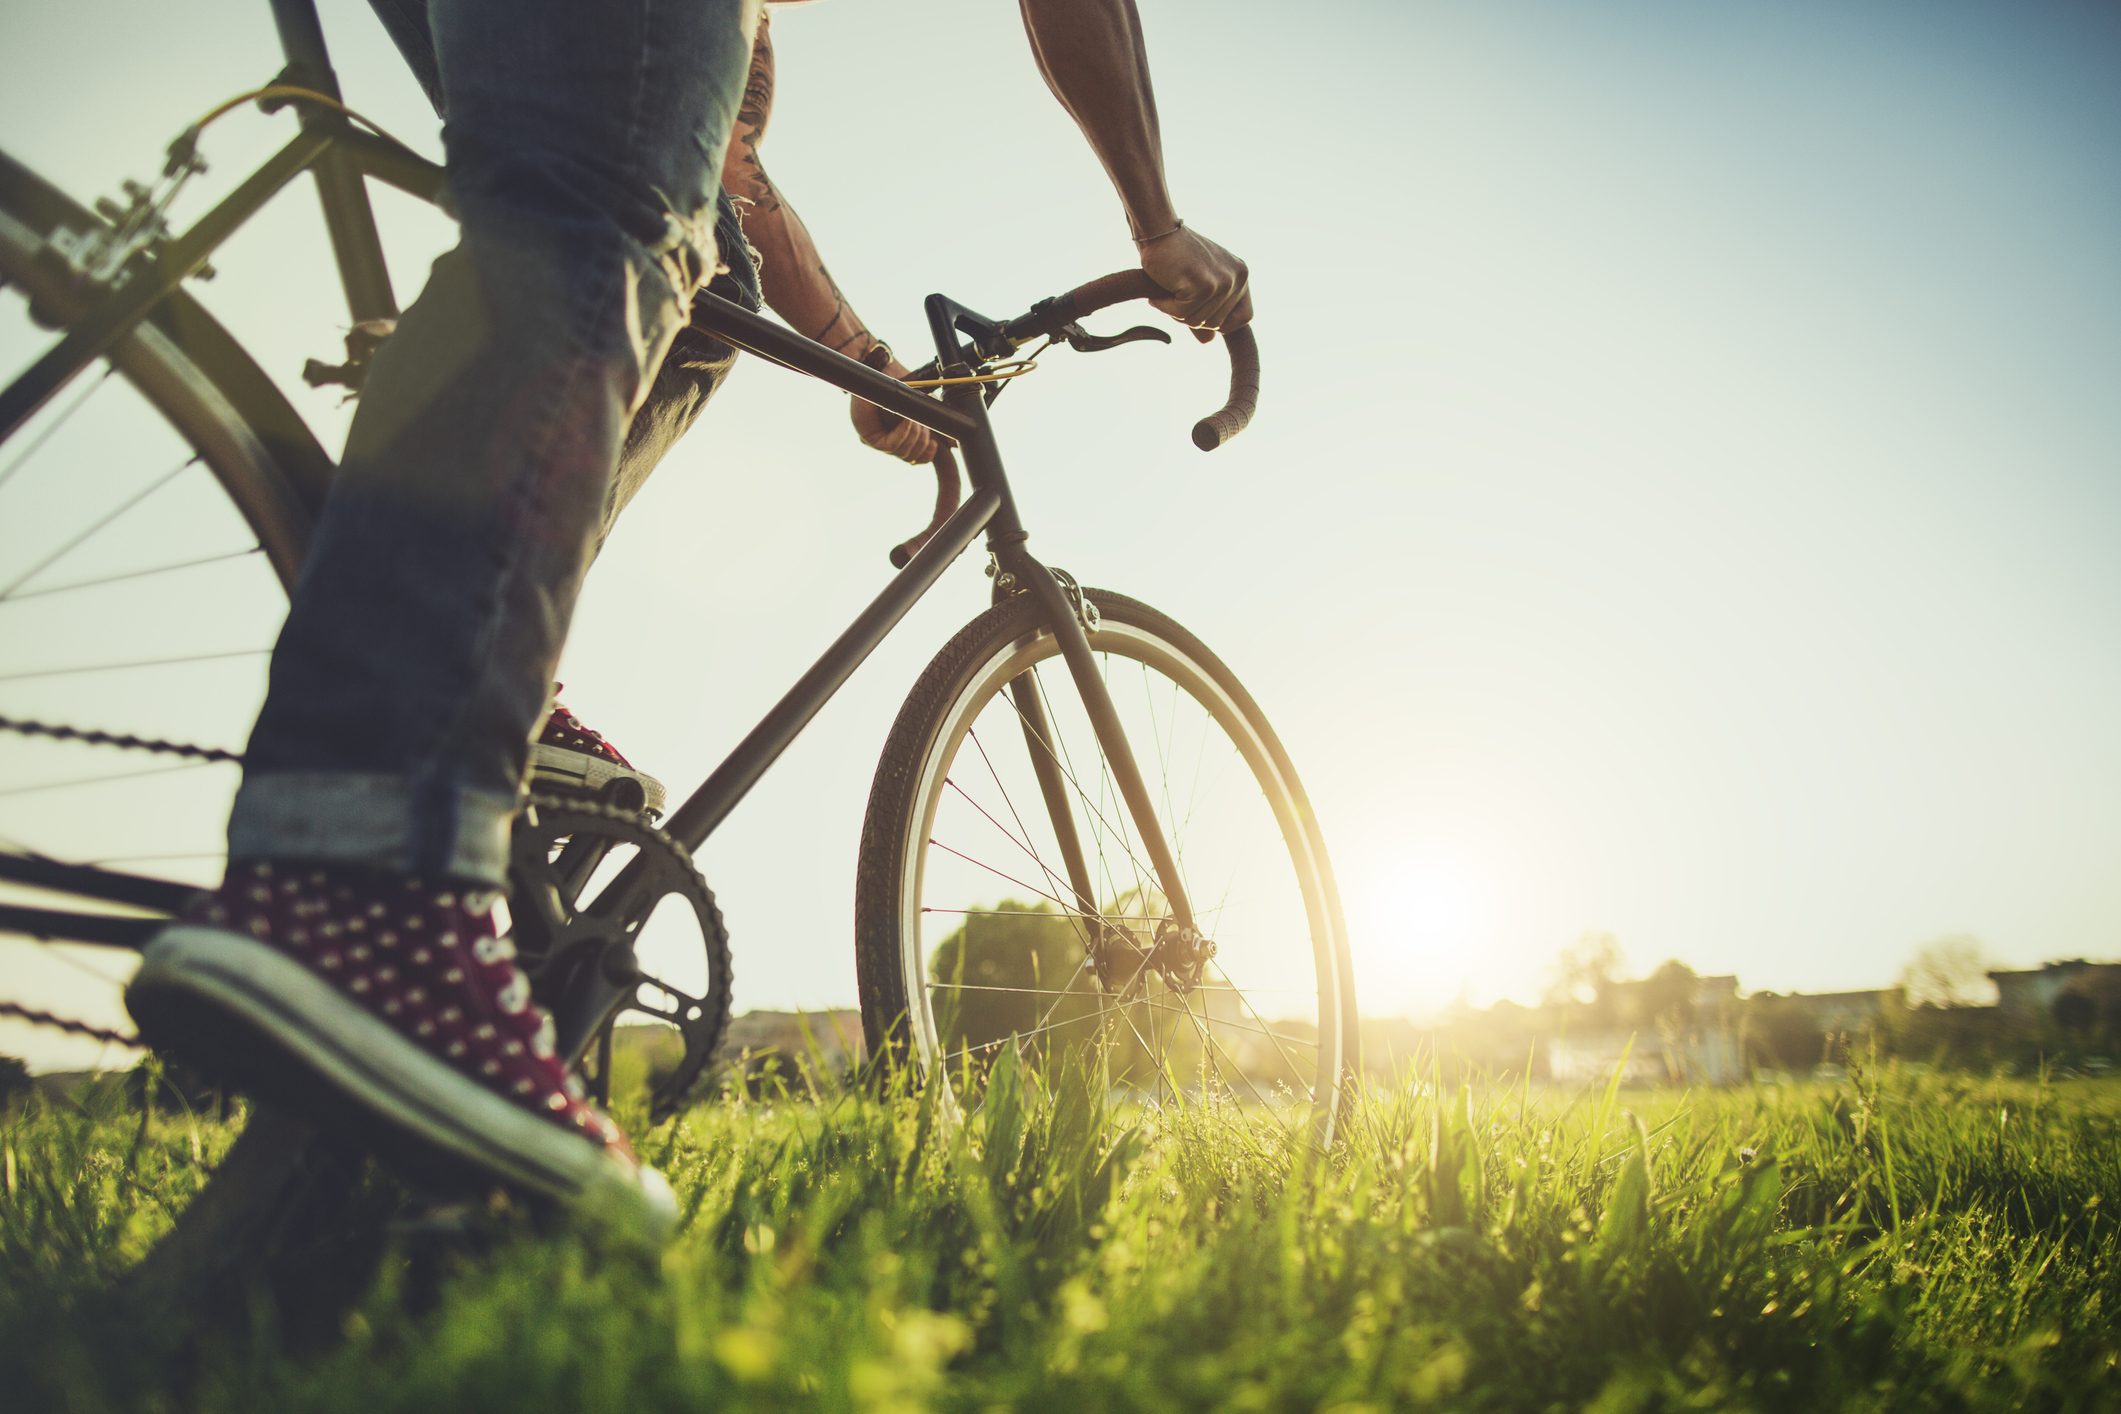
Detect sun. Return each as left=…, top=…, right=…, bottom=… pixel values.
left=1339, top=840, right=1509, bottom=1019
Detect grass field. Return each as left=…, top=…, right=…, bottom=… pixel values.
left=3, top=1061, right=2117, bottom=1411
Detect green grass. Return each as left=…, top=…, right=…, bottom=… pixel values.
left=4, top=1060, right=2118, bottom=1411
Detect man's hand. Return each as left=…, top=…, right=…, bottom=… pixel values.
left=851, top=363, right=946, bottom=465
left=1138, top=223, right=1251, bottom=336
left=1018, top=0, right=1255, bottom=336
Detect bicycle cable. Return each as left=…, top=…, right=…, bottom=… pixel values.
left=181, top=85, right=417, bottom=157
left=901, top=359, right=1038, bottom=390
left=901, top=336, right=1056, bottom=390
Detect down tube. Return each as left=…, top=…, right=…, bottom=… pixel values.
left=661, top=485, right=1003, bottom=851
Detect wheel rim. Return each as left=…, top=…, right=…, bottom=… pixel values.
left=0, top=197, right=302, bottom=1064
left=899, top=611, right=1347, bottom=1140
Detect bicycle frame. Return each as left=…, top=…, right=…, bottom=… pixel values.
left=0, top=0, right=1200, bottom=958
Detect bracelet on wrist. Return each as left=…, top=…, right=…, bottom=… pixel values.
left=1132, top=217, right=1185, bottom=246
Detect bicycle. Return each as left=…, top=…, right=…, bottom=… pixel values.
left=1, top=0, right=1357, bottom=1305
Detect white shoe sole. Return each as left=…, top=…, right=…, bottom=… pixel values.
left=127, top=925, right=675, bottom=1241
left=529, top=744, right=667, bottom=816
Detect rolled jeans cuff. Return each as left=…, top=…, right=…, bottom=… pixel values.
left=228, top=771, right=517, bottom=886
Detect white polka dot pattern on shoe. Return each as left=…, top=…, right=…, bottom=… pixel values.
left=178, top=860, right=635, bottom=1157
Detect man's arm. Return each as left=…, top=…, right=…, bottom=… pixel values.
left=721, top=16, right=941, bottom=464
left=1017, top=0, right=1251, bottom=333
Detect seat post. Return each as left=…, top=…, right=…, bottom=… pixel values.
left=269, top=0, right=340, bottom=95
left=266, top=0, right=401, bottom=323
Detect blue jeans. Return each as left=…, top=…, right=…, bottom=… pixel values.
left=230, top=0, right=760, bottom=885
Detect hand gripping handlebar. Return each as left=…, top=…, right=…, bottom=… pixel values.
left=887, top=272, right=1259, bottom=567
left=1003, top=270, right=1259, bottom=450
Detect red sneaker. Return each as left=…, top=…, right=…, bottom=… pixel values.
left=127, top=860, right=674, bottom=1237
left=530, top=686, right=666, bottom=816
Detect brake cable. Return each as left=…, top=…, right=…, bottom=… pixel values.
left=900, top=336, right=1055, bottom=390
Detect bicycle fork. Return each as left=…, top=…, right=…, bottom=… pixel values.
left=927, top=288, right=1199, bottom=991
left=992, top=540, right=1200, bottom=988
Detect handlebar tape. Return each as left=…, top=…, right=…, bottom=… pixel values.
left=1190, top=324, right=1258, bottom=451
left=1046, top=269, right=1164, bottom=327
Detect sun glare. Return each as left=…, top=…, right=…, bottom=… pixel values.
left=1342, top=841, right=1509, bottom=1020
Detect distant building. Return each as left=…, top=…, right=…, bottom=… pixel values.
left=1989, top=961, right=2096, bottom=1016
left=1542, top=972, right=1746, bottom=1086
left=1545, top=1017, right=1747, bottom=1088
left=1546, top=1032, right=1669, bottom=1088
left=1784, top=988, right=1897, bottom=1034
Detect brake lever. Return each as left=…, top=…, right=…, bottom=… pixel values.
left=1058, top=320, right=1173, bottom=355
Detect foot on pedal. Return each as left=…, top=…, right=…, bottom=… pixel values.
left=126, top=861, right=675, bottom=1241
left=529, top=684, right=666, bottom=816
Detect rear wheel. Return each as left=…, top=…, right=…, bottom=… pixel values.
left=0, top=151, right=360, bottom=1318
left=855, top=586, right=1359, bottom=1143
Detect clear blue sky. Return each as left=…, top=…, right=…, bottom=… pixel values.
left=3, top=0, right=2119, bottom=1067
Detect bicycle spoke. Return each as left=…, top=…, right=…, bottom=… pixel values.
left=948, top=746, right=1090, bottom=947
left=0, top=648, right=268, bottom=683
left=0, top=545, right=265, bottom=605
left=921, top=907, right=1163, bottom=922
left=1009, top=666, right=1156, bottom=908
left=936, top=1002, right=1104, bottom=1069
left=1152, top=988, right=1276, bottom=1108
left=1143, top=658, right=1196, bottom=911
left=930, top=981, right=1099, bottom=997
left=0, top=453, right=200, bottom=599
left=1172, top=1005, right=1320, bottom=1053
left=0, top=368, right=109, bottom=498
left=1204, top=956, right=1314, bottom=1092
left=0, top=760, right=219, bottom=798
left=926, top=837, right=1106, bottom=924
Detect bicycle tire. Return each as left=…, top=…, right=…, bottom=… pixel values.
left=854, top=587, right=1359, bottom=1144
left=0, top=149, right=359, bottom=1320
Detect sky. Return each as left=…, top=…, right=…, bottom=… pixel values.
left=2, top=0, right=2119, bottom=1069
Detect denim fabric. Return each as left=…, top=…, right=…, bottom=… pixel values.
left=363, top=0, right=765, bottom=537
left=231, top=0, right=759, bottom=883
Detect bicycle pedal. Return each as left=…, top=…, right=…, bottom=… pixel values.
left=527, top=774, right=658, bottom=820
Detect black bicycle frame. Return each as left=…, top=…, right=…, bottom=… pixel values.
left=0, top=0, right=1199, bottom=949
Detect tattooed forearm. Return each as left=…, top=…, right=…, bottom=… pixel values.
left=813, top=263, right=872, bottom=354
left=737, top=16, right=773, bottom=133
left=725, top=17, right=780, bottom=210
left=718, top=12, right=895, bottom=371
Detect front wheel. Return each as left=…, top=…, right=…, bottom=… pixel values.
left=855, top=588, right=1358, bottom=1142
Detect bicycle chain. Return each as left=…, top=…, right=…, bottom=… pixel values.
left=0, top=715, right=227, bottom=1046
left=0, top=713, right=243, bottom=763
left=0, top=728, right=731, bottom=1109
left=0, top=999, right=137, bottom=1049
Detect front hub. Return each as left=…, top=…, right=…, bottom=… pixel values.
left=1148, top=918, right=1216, bottom=995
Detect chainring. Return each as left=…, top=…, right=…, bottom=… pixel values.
left=506, top=794, right=732, bottom=1123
